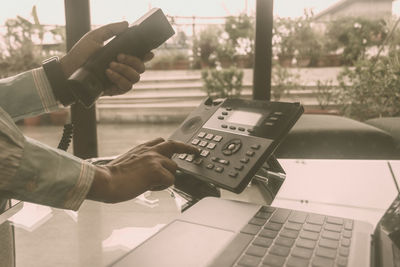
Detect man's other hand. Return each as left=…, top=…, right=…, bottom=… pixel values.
left=87, top=138, right=199, bottom=203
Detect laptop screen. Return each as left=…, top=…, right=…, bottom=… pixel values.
left=376, top=194, right=400, bottom=266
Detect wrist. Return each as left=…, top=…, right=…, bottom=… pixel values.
left=87, top=165, right=113, bottom=202
left=42, top=56, right=76, bottom=106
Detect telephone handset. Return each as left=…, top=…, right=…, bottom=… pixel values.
left=169, top=97, right=304, bottom=193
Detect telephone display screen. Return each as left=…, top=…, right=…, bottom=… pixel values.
left=226, top=111, right=263, bottom=126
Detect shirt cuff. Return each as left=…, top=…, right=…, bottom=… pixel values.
left=31, top=67, right=63, bottom=112
left=64, top=161, right=95, bottom=210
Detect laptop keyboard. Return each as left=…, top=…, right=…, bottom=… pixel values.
left=234, top=206, right=353, bottom=267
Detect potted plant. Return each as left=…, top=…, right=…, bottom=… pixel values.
left=201, top=67, right=244, bottom=98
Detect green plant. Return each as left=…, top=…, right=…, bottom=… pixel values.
left=271, top=63, right=299, bottom=100
left=315, top=79, right=335, bottom=110
left=292, top=10, right=323, bottom=67
left=0, top=6, right=65, bottom=78
left=336, top=54, right=400, bottom=121
left=201, top=67, right=244, bottom=98
left=193, top=26, right=222, bottom=68
left=325, top=17, right=387, bottom=65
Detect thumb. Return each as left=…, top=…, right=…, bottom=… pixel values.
left=91, top=21, right=129, bottom=43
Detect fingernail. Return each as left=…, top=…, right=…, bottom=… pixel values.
left=110, top=62, right=117, bottom=68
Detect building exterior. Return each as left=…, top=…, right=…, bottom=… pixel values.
left=314, top=0, right=393, bottom=21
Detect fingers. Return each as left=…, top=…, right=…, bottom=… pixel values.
left=143, top=137, right=165, bottom=147
left=91, top=21, right=129, bottom=42
left=152, top=140, right=200, bottom=158
left=105, top=69, right=134, bottom=93
left=161, top=157, right=178, bottom=174
left=143, top=52, right=155, bottom=63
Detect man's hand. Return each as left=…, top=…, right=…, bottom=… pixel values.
left=60, top=21, right=154, bottom=96
left=87, top=138, right=199, bottom=203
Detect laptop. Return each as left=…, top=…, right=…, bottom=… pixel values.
left=110, top=185, right=400, bottom=267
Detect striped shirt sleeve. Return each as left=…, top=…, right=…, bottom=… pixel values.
left=0, top=69, right=96, bottom=210
left=0, top=67, right=61, bottom=122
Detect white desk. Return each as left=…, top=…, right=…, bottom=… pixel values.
left=0, top=159, right=398, bottom=267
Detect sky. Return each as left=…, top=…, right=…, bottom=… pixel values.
left=2, top=0, right=400, bottom=27
left=0, top=0, right=344, bottom=26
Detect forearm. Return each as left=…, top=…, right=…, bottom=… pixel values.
left=0, top=68, right=60, bottom=121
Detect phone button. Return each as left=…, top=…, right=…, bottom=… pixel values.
left=205, top=133, right=214, bottom=140
left=213, top=135, right=223, bottom=142
left=200, top=150, right=210, bottom=157
left=207, top=143, right=216, bottom=149
left=246, top=151, right=255, bottom=157
left=218, top=159, right=230, bottom=165
left=199, top=141, right=208, bottom=147
left=218, top=116, right=224, bottom=120
left=251, top=144, right=261, bottom=150
left=206, top=163, right=214, bottom=169
left=222, top=124, right=228, bottom=129
left=185, top=155, right=194, bottom=162
left=228, top=171, right=238, bottom=178
left=191, top=138, right=200, bottom=145
left=178, top=154, right=187, bottom=160
left=240, top=158, right=250, bottom=164
left=198, top=132, right=206, bottom=138
left=234, top=165, right=244, bottom=171
left=215, top=166, right=224, bottom=173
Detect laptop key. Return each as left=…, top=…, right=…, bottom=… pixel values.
left=280, top=229, right=299, bottom=239
left=336, top=256, right=348, bottom=267
left=324, top=223, right=342, bottom=233
left=241, top=224, right=261, bottom=235
left=263, top=254, right=285, bottom=266
left=252, top=237, right=273, bottom=248
left=296, top=238, right=316, bottom=249
left=249, top=217, right=267, bottom=226
left=344, top=219, right=353, bottom=230
left=285, top=222, right=302, bottom=231
left=339, top=247, right=350, bottom=257
left=288, top=211, right=308, bottom=224
left=316, top=246, right=337, bottom=259
left=245, top=245, right=268, bottom=257
left=312, top=256, right=334, bottom=267
left=275, top=236, right=295, bottom=247
left=255, top=211, right=272, bottom=220
left=287, top=256, right=309, bottom=267
left=264, top=222, right=282, bottom=231
left=319, top=238, right=339, bottom=249
left=260, top=229, right=279, bottom=239
left=326, top=216, right=344, bottom=225
left=291, top=247, right=313, bottom=259
left=238, top=254, right=261, bottom=267
left=269, top=244, right=291, bottom=257
left=341, top=238, right=351, bottom=247
left=343, top=230, right=352, bottom=238
left=261, top=206, right=276, bottom=213
left=300, top=230, right=319, bottom=241
left=307, top=214, right=325, bottom=225
left=270, top=209, right=291, bottom=224
left=321, top=230, right=340, bottom=240
left=303, top=223, right=322, bottom=233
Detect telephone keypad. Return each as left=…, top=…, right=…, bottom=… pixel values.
left=235, top=165, right=244, bottom=171
left=215, top=166, right=224, bottom=173
left=200, top=150, right=210, bottom=157
left=206, top=143, right=216, bottom=149
left=199, top=141, right=208, bottom=147
left=240, top=158, right=250, bottom=164
left=246, top=151, right=255, bottom=157
left=176, top=128, right=272, bottom=190
left=205, top=133, right=214, bottom=140
left=213, top=135, right=223, bottom=142
left=191, top=139, right=200, bottom=145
